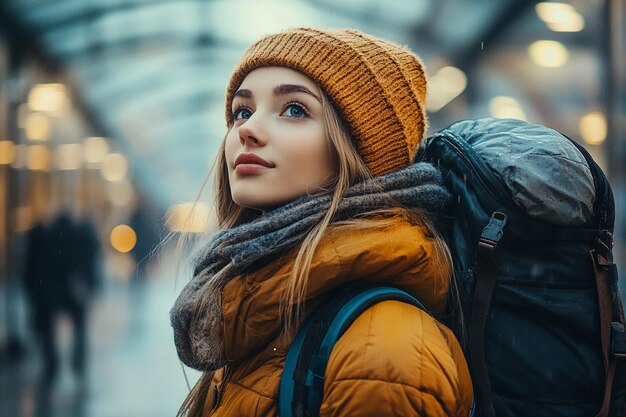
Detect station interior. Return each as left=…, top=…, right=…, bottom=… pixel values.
left=0, top=1, right=625, bottom=416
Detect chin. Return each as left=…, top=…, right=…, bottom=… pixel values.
left=231, top=192, right=287, bottom=211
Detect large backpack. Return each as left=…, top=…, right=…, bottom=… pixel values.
left=418, top=118, right=626, bottom=417
left=279, top=117, right=626, bottom=417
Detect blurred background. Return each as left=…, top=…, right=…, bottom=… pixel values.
left=0, top=0, right=624, bottom=416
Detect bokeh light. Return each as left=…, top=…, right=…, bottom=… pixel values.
left=536, top=3, right=584, bottom=32
left=84, top=137, right=110, bottom=164
left=166, top=202, right=212, bottom=233
left=25, top=113, right=51, bottom=141
left=0, top=141, right=15, bottom=165
left=579, top=112, right=607, bottom=145
left=426, top=66, right=467, bottom=112
left=27, top=83, right=69, bottom=113
left=101, top=153, right=128, bottom=181
left=488, top=96, right=527, bottom=121
left=26, top=145, right=51, bottom=171
left=528, top=40, right=569, bottom=68
left=110, top=224, right=137, bottom=253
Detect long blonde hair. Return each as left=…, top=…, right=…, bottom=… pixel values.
left=176, top=89, right=452, bottom=417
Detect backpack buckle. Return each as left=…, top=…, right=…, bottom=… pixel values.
left=479, top=212, right=508, bottom=247
left=611, top=322, right=626, bottom=361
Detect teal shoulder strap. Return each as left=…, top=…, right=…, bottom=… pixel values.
left=278, top=285, right=428, bottom=417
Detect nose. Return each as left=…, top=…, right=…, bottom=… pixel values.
left=238, top=113, right=267, bottom=146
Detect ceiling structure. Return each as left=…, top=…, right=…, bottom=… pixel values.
left=0, top=0, right=620, bottom=212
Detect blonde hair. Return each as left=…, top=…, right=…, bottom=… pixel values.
left=176, top=89, right=452, bottom=417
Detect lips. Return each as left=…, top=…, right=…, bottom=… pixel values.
left=233, top=153, right=275, bottom=175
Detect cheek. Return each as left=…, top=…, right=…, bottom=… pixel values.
left=310, top=127, right=335, bottom=172
left=283, top=127, right=335, bottom=176
left=224, top=130, right=238, bottom=167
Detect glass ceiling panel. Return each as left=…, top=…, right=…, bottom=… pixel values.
left=2, top=0, right=559, bottom=209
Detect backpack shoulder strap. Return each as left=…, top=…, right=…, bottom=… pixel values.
left=278, top=285, right=427, bottom=417
left=469, top=212, right=508, bottom=417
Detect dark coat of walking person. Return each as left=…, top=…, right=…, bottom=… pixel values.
left=23, top=212, right=100, bottom=384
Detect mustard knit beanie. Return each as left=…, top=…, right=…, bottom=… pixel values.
left=225, top=27, right=428, bottom=177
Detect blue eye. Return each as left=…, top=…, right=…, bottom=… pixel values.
left=283, top=103, right=308, bottom=118
left=233, top=107, right=252, bottom=121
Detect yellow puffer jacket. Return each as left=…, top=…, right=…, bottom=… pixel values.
left=201, top=217, right=473, bottom=416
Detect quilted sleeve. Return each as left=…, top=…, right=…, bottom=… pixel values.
left=319, top=300, right=473, bottom=417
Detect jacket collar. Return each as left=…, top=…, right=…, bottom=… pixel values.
left=219, top=217, right=449, bottom=362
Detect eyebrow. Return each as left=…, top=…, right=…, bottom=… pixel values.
left=233, top=89, right=252, bottom=99
left=232, top=84, right=321, bottom=103
left=273, top=84, right=321, bottom=102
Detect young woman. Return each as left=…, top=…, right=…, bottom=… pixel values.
left=170, top=27, right=473, bottom=417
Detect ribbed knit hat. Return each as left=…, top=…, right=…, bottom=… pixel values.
left=225, top=27, right=428, bottom=176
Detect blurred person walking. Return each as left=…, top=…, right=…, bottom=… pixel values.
left=23, top=212, right=101, bottom=385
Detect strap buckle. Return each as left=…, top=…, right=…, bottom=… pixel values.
left=478, top=212, right=508, bottom=250
left=611, top=322, right=626, bottom=362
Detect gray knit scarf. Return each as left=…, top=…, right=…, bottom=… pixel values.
left=170, top=162, right=449, bottom=371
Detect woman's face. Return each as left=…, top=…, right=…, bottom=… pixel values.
left=225, top=66, right=337, bottom=209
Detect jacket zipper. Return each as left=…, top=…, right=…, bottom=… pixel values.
left=211, top=366, right=230, bottom=412
left=211, top=384, right=220, bottom=411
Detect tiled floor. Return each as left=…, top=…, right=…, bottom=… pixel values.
left=0, top=253, right=201, bottom=417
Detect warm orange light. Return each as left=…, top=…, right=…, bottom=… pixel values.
left=28, top=83, right=69, bottom=113
left=27, top=145, right=51, bottom=171
left=580, top=112, right=607, bottom=145
left=546, top=14, right=584, bottom=32
left=25, top=113, right=51, bottom=141
left=536, top=3, right=585, bottom=32
left=0, top=141, right=15, bottom=165
left=166, top=203, right=212, bottom=233
left=84, top=137, right=110, bottom=164
left=426, top=66, right=467, bottom=112
left=536, top=3, right=575, bottom=22
left=488, top=96, right=527, bottom=121
left=101, top=153, right=128, bottom=181
left=110, top=224, right=137, bottom=253
left=528, top=40, right=569, bottom=68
